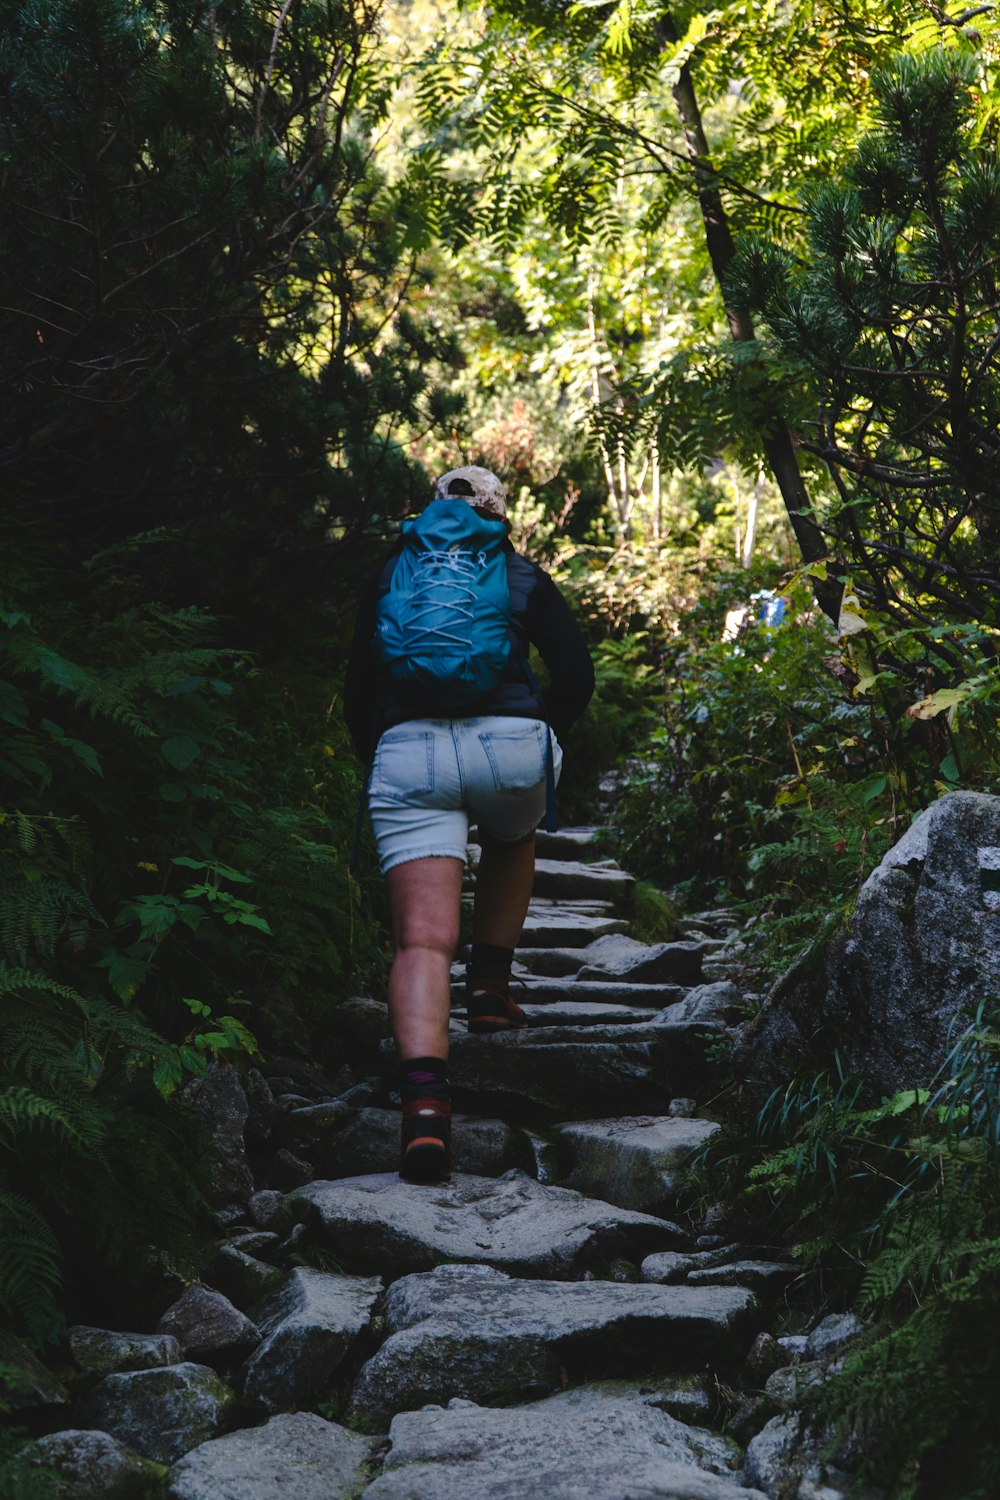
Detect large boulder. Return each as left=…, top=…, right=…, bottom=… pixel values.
left=530, top=858, right=635, bottom=908
left=167, top=1412, right=372, bottom=1500
left=68, top=1326, right=181, bottom=1378
left=554, top=1116, right=721, bottom=1215
left=363, top=1385, right=766, bottom=1500
left=19, top=1430, right=165, bottom=1499
left=183, top=1062, right=254, bottom=1205
left=76, top=1362, right=235, bottom=1465
left=157, top=1287, right=261, bottom=1366
left=576, top=936, right=705, bottom=987
left=293, top=1170, right=686, bottom=1280
left=734, top=793, right=1000, bottom=1096
left=347, top=1265, right=757, bottom=1430
left=241, top=1267, right=382, bottom=1415
left=445, top=1030, right=672, bottom=1118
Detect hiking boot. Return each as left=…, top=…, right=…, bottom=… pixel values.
left=466, top=976, right=529, bottom=1035
left=400, top=1095, right=451, bottom=1183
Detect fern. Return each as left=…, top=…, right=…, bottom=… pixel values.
left=0, top=1193, right=62, bottom=1338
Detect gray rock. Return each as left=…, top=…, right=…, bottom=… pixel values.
left=76, top=1362, right=235, bottom=1464
left=362, top=1384, right=764, bottom=1500
left=226, top=1230, right=280, bottom=1256
left=21, top=1429, right=165, bottom=1499
left=764, top=1359, right=836, bottom=1410
left=0, top=1328, right=67, bottom=1410
left=669, top=1097, right=698, bottom=1116
left=157, top=1287, right=261, bottom=1365
left=805, top=1312, right=863, bottom=1361
left=555, top=1116, right=720, bottom=1214
left=687, top=1262, right=797, bottom=1297
left=68, top=1326, right=181, bottom=1377
left=183, top=1062, right=254, bottom=1205
left=294, top=1170, right=685, bottom=1279
left=242, top=1267, right=382, bottom=1415
left=518, top=1000, right=663, bottom=1026
left=577, top=937, right=705, bottom=986
left=743, top=1412, right=802, bottom=1495
left=656, top=981, right=742, bottom=1028
left=248, top=1190, right=293, bottom=1235
left=533, top=825, right=603, bottom=859
left=518, top=909, right=628, bottom=947
left=735, top=793, right=1000, bottom=1096
left=506, top=975, right=686, bottom=1008
left=167, top=1412, right=372, bottom=1500
left=446, top=1030, right=671, bottom=1117
left=515, top=945, right=592, bottom=977
left=579, top=932, right=653, bottom=968
left=207, top=1244, right=284, bottom=1308
left=273, top=1099, right=353, bottom=1165
left=777, top=1335, right=809, bottom=1361
left=531, top=858, right=635, bottom=907
left=745, top=1332, right=792, bottom=1383
left=348, top=1265, right=757, bottom=1428
left=641, top=1251, right=702, bottom=1284
left=243, top=1068, right=275, bottom=1147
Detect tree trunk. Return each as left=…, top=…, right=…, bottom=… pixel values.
left=657, top=15, right=842, bottom=622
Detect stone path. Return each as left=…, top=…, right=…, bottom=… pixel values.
left=17, top=827, right=858, bottom=1499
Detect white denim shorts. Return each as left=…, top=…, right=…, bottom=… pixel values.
left=367, top=716, right=563, bottom=874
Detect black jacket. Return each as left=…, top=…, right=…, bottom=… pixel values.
left=343, top=539, right=595, bottom=759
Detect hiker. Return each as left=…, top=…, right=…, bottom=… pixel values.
left=344, top=465, right=594, bottom=1184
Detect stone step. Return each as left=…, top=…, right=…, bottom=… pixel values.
left=347, top=1266, right=758, bottom=1429
left=361, top=1383, right=763, bottom=1500
left=445, top=1029, right=673, bottom=1119
left=292, top=1171, right=686, bottom=1281
left=448, top=1023, right=724, bottom=1115
left=518, top=910, right=629, bottom=947
left=553, top=1116, right=722, bottom=1216
left=168, top=1413, right=373, bottom=1500
left=496, top=976, right=685, bottom=1009
left=517, top=1001, right=666, bottom=1028
left=449, top=971, right=684, bottom=1009
left=530, top=858, right=635, bottom=908
left=534, top=825, right=604, bottom=860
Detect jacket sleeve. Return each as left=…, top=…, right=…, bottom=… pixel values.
left=526, top=569, right=595, bottom=742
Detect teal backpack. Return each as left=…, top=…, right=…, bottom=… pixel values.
left=374, top=498, right=512, bottom=709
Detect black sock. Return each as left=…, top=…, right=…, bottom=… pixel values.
left=399, top=1055, right=449, bottom=1104
left=468, top=942, right=514, bottom=985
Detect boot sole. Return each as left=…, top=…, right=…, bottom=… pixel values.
left=400, top=1140, right=451, bottom=1183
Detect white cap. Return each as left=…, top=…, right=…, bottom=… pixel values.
left=433, top=465, right=507, bottom=519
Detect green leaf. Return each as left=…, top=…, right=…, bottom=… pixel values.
left=0, top=682, right=29, bottom=726
left=41, top=720, right=103, bottom=775
left=161, top=735, right=201, bottom=770
left=906, top=687, right=969, bottom=723
left=99, top=952, right=149, bottom=1001
left=229, top=912, right=272, bottom=934
left=159, top=782, right=189, bottom=802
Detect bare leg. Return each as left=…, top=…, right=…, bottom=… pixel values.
left=386, top=855, right=464, bottom=1060
left=472, top=832, right=536, bottom=947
